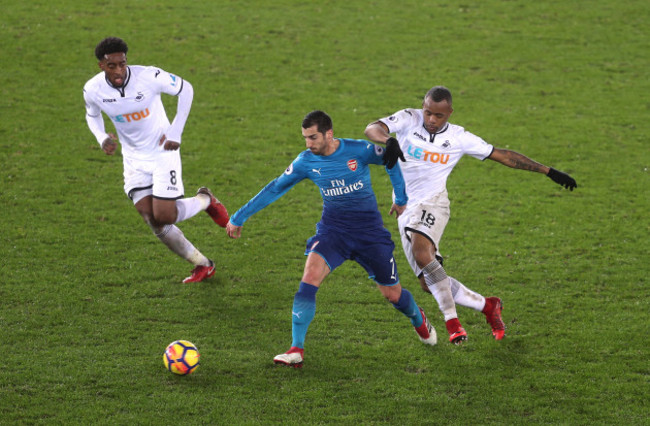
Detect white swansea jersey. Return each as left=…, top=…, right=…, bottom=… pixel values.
left=83, top=65, right=183, bottom=160
left=380, top=108, right=494, bottom=203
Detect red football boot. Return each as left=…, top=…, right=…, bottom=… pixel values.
left=182, top=260, right=215, bottom=283
left=483, top=297, right=505, bottom=340
left=197, top=187, right=229, bottom=228
left=445, top=318, right=468, bottom=344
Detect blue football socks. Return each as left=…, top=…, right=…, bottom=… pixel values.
left=392, top=288, right=423, bottom=327
left=291, top=282, right=319, bottom=349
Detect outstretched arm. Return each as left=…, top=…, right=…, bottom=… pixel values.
left=488, top=148, right=577, bottom=190
left=226, top=165, right=304, bottom=239
left=488, top=148, right=549, bottom=173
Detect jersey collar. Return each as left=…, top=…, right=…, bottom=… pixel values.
left=105, top=66, right=131, bottom=97
left=423, top=122, right=450, bottom=143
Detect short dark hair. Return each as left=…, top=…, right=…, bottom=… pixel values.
left=302, top=110, right=333, bottom=134
left=95, top=37, right=128, bottom=60
left=424, top=86, right=452, bottom=105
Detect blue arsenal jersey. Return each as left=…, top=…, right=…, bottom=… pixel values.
left=230, top=138, right=407, bottom=231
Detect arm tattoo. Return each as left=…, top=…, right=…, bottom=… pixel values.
left=501, top=150, right=544, bottom=172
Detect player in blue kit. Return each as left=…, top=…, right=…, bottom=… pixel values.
left=226, top=110, right=436, bottom=367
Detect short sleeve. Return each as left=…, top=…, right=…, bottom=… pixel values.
left=147, top=67, right=184, bottom=96
left=379, top=109, right=419, bottom=134
left=459, top=130, right=494, bottom=160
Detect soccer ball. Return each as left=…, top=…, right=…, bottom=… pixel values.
left=163, top=340, right=200, bottom=375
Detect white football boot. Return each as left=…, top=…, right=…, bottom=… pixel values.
left=273, top=351, right=304, bottom=368
left=414, top=307, right=437, bottom=345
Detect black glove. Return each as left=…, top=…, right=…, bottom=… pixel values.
left=382, top=137, right=406, bottom=169
left=547, top=167, right=577, bottom=191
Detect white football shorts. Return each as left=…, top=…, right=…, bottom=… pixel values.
left=122, top=151, right=184, bottom=204
left=397, top=190, right=450, bottom=277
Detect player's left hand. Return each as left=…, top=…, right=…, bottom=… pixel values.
left=383, top=137, right=405, bottom=169
left=226, top=221, right=242, bottom=239
left=547, top=168, right=577, bottom=191
left=389, top=203, right=406, bottom=218
left=159, top=135, right=180, bottom=151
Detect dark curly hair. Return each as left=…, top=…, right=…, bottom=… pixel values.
left=302, top=110, right=333, bottom=134
left=95, top=37, right=128, bottom=60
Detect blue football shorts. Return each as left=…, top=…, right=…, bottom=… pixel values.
left=304, top=224, right=400, bottom=286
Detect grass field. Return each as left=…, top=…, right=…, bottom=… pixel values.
left=1, top=0, right=648, bottom=424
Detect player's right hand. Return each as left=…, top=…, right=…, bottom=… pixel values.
left=383, top=137, right=405, bottom=169
left=389, top=203, right=406, bottom=218
left=547, top=168, right=578, bottom=191
left=226, top=221, right=242, bottom=239
left=101, top=134, right=118, bottom=155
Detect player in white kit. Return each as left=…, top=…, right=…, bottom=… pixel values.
left=83, top=37, right=229, bottom=283
left=365, top=86, right=577, bottom=344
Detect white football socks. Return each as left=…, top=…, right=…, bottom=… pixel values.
left=175, top=194, right=210, bottom=223
left=155, top=224, right=210, bottom=266
left=422, top=260, right=458, bottom=321
left=449, top=277, right=486, bottom=312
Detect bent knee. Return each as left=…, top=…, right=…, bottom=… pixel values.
left=301, top=272, right=323, bottom=286
left=385, top=293, right=401, bottom=304
left=153, top=211, right=176, bottom=225
left=379, top=285, right=402, bottom=304
left=139, top=212, right=164, bottom=233
left=414, top=253, right=434, bottom=269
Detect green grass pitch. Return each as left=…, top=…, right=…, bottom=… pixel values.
left=1, top=0, right=648, bottom=423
